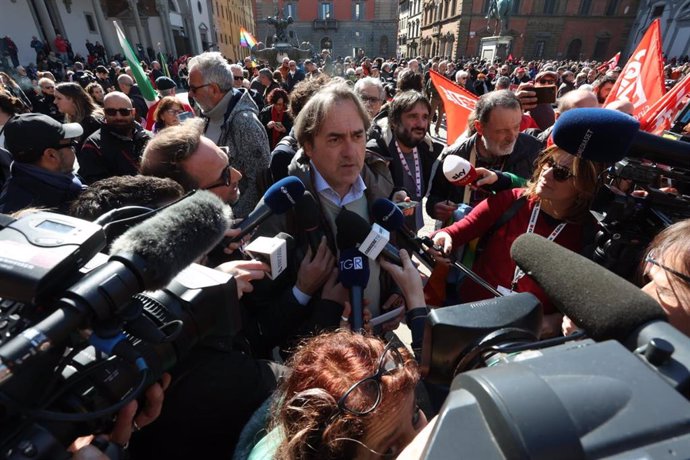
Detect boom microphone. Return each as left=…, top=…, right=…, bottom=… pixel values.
left=335, top=208, right=402, bottom=266
left=510, top=233, right=665, bottom=342
left=226, top=176, right=305, bottom=244
left=371, top=198, right=436, bottom=269
left=0, top=191, right=230, bottom=383
left=338, top=247, right=370, bottom=332
left=552, top=107, right=690, bottom=165
left=294, top=191, right=324, bottom=255
left=443, top=155, right=477, bottom=187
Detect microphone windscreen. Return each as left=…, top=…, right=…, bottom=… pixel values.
left=443, top=155, right=477, bottom=187
left=335, top=208, right=371, bottom=250
left=263, top=176, right=306, bottom=214
left=338, top=247, right=370, bottom=288
left=552, top=108, right=639, bottom=164
left=294, top=191, right=320, bottom=231
left=110, top=191, right=230, bottom=290
left=372, top=198, right=404, bottom=232
left=510, top=233, right=666, bottom=342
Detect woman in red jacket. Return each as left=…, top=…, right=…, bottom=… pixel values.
left=432, top=144, right=605, bottom=337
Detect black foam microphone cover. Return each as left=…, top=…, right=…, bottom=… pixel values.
left=294, top=191, right=323, bottom=255
left=335, top=208, right=402, bottom=265
left=510, top=233, right=666, bottom=342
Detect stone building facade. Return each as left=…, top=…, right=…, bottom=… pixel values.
left=253, top=0, right=398, bottom=59
left=213, top=0, right=256, bottom=62
left=628, top=0, right=690, bottom=59
left=415, top=0, right=641, bottom=61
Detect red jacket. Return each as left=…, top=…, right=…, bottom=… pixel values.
left=441, top=188, right=586, bottom=313
left=145, top=99, right=194, bottom=131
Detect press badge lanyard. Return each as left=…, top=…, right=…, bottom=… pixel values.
left=395, top=141, right=421, bottom=199
left=510, top=201, right=566, bottom=290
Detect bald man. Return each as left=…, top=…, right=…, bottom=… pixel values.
left=78, top=91, right=153, bottom=184
left=604, top=99, right=635, bottom=116
left=117, top=73, right=149, bottom=122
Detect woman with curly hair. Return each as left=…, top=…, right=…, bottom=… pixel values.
left=259, top=87, right=293, bottom=150
left=248, top=330, right=427, bottom=459
left=85, top=81, right=105, bottom=106
left=54, top=82, right=103, bottom=154
left=152, top=96, right=187, bottom=132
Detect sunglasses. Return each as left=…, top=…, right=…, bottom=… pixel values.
left=538, top=79, right=556, bottom=85
left=360, top=95, right=382, bottom=104
left=104, top=107, right=134, bottom=116
left=336, top=343, right=405, bottom=416
left=233, top=75, right=244, bottom=81
left=202, top=146, right=234, bottom=190
left=51, top=140, right=79, bottom=151
left=544, top=157, right=574, bottom=182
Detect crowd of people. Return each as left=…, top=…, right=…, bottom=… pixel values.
left=0, top=41, right=689, bottom=460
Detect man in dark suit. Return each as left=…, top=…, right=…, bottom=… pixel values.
left=285, top=60, right=305, bottom=93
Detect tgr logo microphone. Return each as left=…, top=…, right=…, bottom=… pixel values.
left=340, top=256, right=364, bottom=270
left=281, top=186, right=296, bottom=204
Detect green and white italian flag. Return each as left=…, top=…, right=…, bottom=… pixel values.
left=113, top=21, right=157, bottom=101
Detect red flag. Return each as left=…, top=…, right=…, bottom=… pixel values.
left=639, top=73, right=690, bottom=134
left=507, top=53, right=514, bottom=62
left=430, top=70, right=478, bottom=145
left=604, top=19, right=665, bottom=120
left=596, top=51, right=621, bottom=72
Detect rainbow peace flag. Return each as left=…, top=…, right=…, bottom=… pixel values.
left=240, top=27, right=257, bottom=48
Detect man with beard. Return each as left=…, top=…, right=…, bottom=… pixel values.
left=0, top=113, right=85, bottom=214
left=78, top=92, right=152, bottom=184
left=593, top=75, right=617, bottom=107
left=426, top=90, right=541, bottom=221
left=186, top=52, right=270, bottom=218
left=366, top=90, right=444, bottom=231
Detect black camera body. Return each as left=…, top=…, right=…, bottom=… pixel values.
left=0, top=211, right=239, bottom=459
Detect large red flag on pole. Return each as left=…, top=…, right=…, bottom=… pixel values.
left=429, top=70, right=478, bottom=145
left=604, top=19, right=665, bottom=120
left=639, top=73, right=690, bottom=135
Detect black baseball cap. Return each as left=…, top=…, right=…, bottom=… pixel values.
left=4, top=113, right=83, bottom=163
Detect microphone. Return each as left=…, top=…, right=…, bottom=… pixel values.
left=0, top=191, right=230, bottom=383
left=551, top=107, right=690, bottom=166
left=511, top=233, right=690, bottom=392
left=443, top=155, right=477, bottom=187
left=510, top=233, right=666, bottom=342
left=335, top=208, right=402, bottom=266
left=226, top=176, right=305, bottom=244
left=338, top=247, right=370, bottom=332
left=294, top=190, right=324, bottom=255
left=371, top=198, right=436, bottom=269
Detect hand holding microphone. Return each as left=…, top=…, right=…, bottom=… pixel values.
left=296, top=236, right=335, bottom=296
left=379, top=249, right=426, bottom=310
left=430, top=231, right=453, bottom=260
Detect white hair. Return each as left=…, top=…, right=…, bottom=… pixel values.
left=187, top=52, right=234, bottom=92
left=354, top=77, right=385, bottom=100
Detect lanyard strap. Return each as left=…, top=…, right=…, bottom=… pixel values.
left=395, top=141, right=421, bottom=198
left=511, top=201, right=566, bottom=288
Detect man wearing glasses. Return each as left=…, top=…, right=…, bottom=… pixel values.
left=187, top=52, right=270, bottom=218
left=0, top=113, right=85, bottom=214
left=140, top=118, right=242, bottom=207
left=78, top=92, right=153, bottom=184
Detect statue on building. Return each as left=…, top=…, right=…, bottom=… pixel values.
left=486, top=0, right=513, bottom=36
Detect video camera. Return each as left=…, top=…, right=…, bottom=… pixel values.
left=418, top=234, right=690, bottom=458
left=551, top=108, right=690, bottom=280
left=0, top=192, right=239, bottom=459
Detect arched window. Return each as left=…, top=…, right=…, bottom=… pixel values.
left=566, top=38, right=582, bottom=60
left=380, top=35, right=389, bottom=55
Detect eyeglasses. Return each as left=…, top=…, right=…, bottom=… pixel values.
left=538, top=79, right=556, bottom=85
left=104, top=107, right=134, bottom=116
left=544, top=157, right=574, bottom=182
left=42, top=85, right=55, bottom=90
left=202, top=146, right=234, bottom=190
left=165, top=109, right=184, bottom=115
left=233, top=75, right=244, bottom=81
left=51, top=140, right=79, bottom=151
left=645, top=253, right=690, bottom=285
left=644, top=252, right=689, bottom=309
left=189, top=83, right=213, bottom=93
left=337, top=343, right=405, bottom=416
left=360, top=95, right=382, bottom=104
